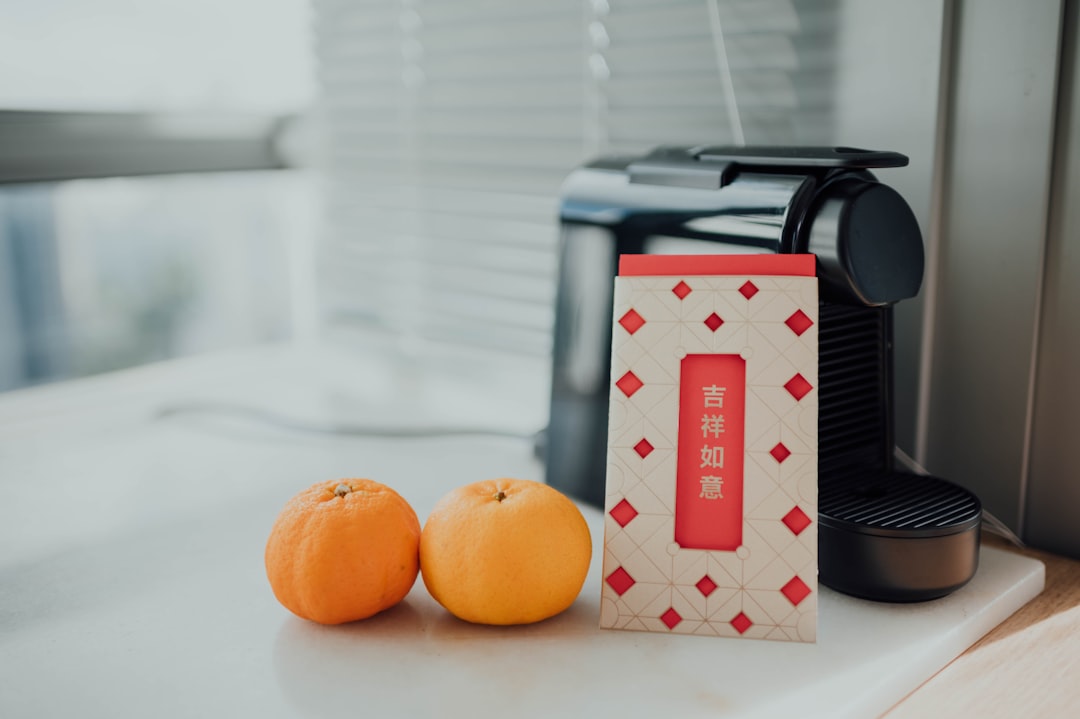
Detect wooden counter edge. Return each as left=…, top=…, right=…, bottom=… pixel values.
left=885, top=535, right=1080, bottom=718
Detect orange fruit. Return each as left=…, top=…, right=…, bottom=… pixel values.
left=265, top=478, right=420, bottom=625
left=419, top=478, right=592, bottom=625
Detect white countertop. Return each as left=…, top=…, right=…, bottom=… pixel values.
left=0, top=344, right=1043, bottom=718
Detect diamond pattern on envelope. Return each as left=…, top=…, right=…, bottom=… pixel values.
left=609, top=499, right=639, bottom=528
left=785, top=309, right=814, bottom=336
left=619, top=308, right=646, bottom=335
left=615, top=370, right=644, bottom=398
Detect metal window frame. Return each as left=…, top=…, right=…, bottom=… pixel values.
left=919, top=0, right=1067, bottom=539
left=1026, top=0, right=1080, bottom=556
left=0, top=110, right=292, bottom=184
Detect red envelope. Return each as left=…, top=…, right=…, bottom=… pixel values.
left=600, top=254, right=819, bottom=642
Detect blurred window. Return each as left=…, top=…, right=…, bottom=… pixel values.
left=0, top=0, right=316, bottom=392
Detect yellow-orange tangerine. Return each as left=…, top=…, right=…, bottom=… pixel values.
left=420, top=478, right=592, bottom=625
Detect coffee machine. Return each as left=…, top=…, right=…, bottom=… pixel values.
left=544, top=146, right=981, bottom=602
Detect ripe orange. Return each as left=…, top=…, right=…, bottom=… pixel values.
left=265, top=478, right=420, bottom=625
left=419, top=478, right=592, bottom=625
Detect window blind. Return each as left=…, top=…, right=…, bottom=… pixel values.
left=313, top=0, right=837, bottom=362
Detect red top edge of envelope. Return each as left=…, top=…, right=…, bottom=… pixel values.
left=618, top=253, right=816, bottom=277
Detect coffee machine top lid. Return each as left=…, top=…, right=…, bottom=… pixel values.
left=583, top=145, right=910, bottom=176
left=649, top=145, right=909, bottom=171
left=691, top=144, right=911, bottom=168
left=564, top=145, right=924, bottom=307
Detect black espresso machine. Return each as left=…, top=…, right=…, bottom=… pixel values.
left=544, top=146, right=982, bottom=602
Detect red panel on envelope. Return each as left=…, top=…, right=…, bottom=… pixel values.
left=674, top=354, right=746, bottom=551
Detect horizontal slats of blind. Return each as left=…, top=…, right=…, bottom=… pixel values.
left=314, top=0, right=837, bottom=359
left=601, top=0, right=835, bottom=153
left=314, top=0, right=579, bottom=357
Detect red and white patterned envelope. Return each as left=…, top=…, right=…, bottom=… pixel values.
left=600, top=254, right=819, bottom=642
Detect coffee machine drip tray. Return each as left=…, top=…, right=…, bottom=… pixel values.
left=819, top=471, right=982, bottom=602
